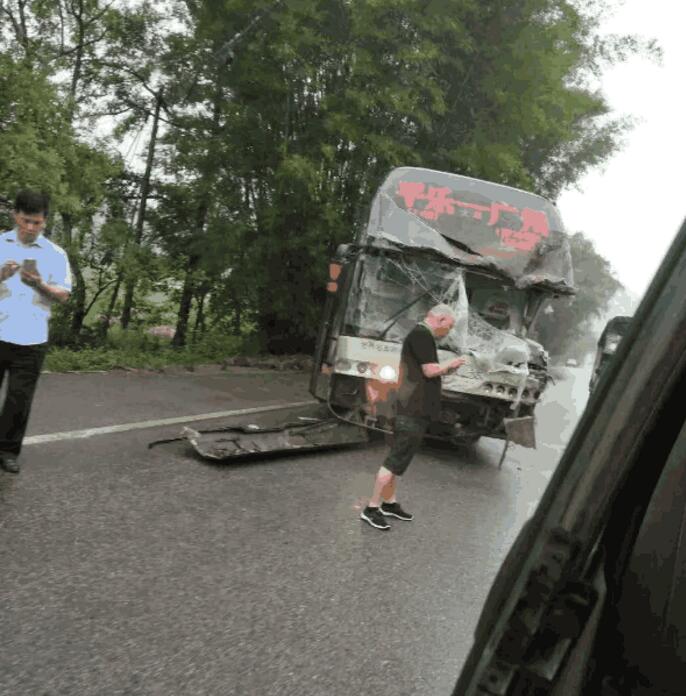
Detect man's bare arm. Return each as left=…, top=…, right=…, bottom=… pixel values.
left=36, top=282, right=70, bottom=304
left=422, top=357, right=466, bottom=378
left=19, top=267, right=70, bottom=304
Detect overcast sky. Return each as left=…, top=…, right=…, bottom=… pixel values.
left=556, top=0, right=685, bottom=300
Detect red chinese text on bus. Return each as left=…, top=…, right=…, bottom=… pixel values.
left=396, top=182, right=550, bottom=252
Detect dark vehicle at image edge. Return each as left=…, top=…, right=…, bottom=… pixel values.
left=453, top=215, right=686, bottom=694
left=589, top=315, right=632, bottom=392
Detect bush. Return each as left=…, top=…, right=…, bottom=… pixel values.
left=44, top=330, right=248, bottom=372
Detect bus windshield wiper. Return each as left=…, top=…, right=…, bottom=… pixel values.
left=377, top=290, right=430, bottom=340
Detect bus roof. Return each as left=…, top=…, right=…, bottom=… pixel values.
left=360, top=167, right=576, bottom=294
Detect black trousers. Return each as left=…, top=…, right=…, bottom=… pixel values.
left=0, top=340, right=47, bottom=456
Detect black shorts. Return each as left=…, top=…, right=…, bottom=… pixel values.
left=383, top=415, right=429, bottom=476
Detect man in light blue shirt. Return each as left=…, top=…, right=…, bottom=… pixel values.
left=0, top=190, right=72, bottom=473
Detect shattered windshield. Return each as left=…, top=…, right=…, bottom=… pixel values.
left=360, top=167, right=575, bottom=294
left=343, top=252, right=468, bottom=348
left=342, top=250, right=541, bottom=374
left=466, top=275, right=528, bottom=335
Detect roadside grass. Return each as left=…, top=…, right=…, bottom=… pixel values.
left=44, top=330, right=247, bottom=372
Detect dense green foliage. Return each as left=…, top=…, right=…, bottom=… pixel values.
left=44, top=330, right=244, bottom=372
left=0, top=0, right=654, bottom=363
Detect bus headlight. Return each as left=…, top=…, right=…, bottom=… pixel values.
left=378, top=365, right=397, bottom=382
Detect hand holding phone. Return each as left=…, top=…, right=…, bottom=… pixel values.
left=20, top=258, right=42, bottom=288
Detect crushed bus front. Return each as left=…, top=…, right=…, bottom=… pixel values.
left=311, top=167, right=576, bottom=447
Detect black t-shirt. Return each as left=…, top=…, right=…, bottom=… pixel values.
left=396, top=323, right=441, bottom=419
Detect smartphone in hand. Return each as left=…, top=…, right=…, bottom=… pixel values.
left=22, top=259, right=37, bottom=273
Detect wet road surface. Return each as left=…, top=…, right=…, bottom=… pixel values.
left=0, top=365, right=592, bottom=695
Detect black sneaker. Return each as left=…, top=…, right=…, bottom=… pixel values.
left=380, top=502, right=413, bottom=521
left=360, top=506, right=390, bottom=530
left=1, top=456, right=20, bottom=474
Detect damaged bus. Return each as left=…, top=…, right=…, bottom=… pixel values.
left=171, top=166, right=575, bottom=462
left=310, top=167, right=576, bottom=450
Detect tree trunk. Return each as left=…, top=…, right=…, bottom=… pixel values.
left=59, top=213, right=86, bottom=341
left=232, top=292, right=242, bottom=335
left=173, top=198, right=208, bottom=347
left=121, top=90, right=163, bottom=329
left=67, top=0, right=85, bottom=121
left=68, top=261, right=87, bottom=340
left=172, top=255, right=199, bottom=348
left=98, top=272, right=123, bottom=341
left=82, top=278, right=117, bottom=321
left=192, top=289, right=207, bottom=342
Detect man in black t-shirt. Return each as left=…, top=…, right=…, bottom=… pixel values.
left=360, top=304, right=466, bottom=530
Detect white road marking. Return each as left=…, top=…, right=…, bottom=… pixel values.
left=22, top=401, right=317, bottom=446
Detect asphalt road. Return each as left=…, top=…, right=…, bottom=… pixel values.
left=0, top=364, right=593, bottom=696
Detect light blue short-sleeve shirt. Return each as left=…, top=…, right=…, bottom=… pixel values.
left=0, top=229, right=73, bottom=345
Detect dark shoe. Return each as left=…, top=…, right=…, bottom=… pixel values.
left=380, top=501, right=413, bottom=521
left=1, top=456, right=20, bottom=474
left=360, top=506, right=390, bottom=530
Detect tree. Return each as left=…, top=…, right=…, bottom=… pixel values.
left=0, top=54, right=68, bottom=199
left=0, top=0, right=656, bottom=356
left=0, top=51, right=118, bottom=346
left=0, top=0, right=167, bottom=342
left=154, top=0, right=651, bottom=352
